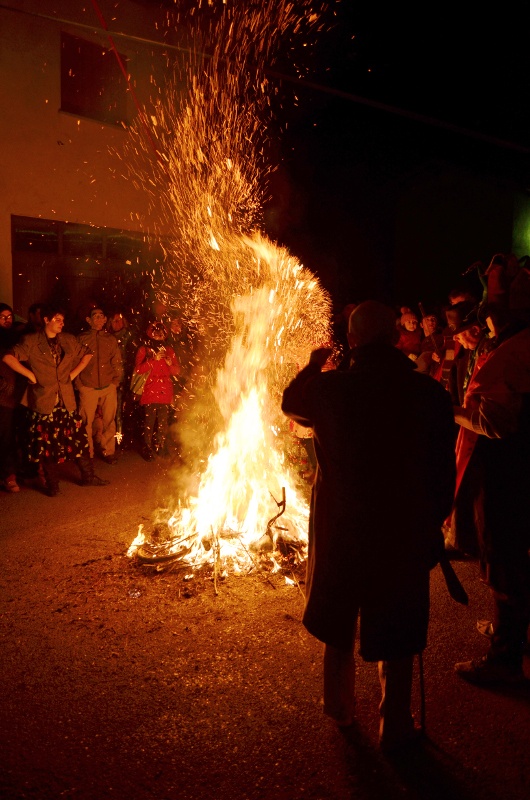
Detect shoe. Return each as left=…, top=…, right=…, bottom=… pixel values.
left=455, top=654, right=525, bottom=684
left=45, top=480, right=60, bottom=497
left=141, top=447, right=155, bottom=462
left=477, top=620, right=530, bottom=654
left=477, top=620, right=494, bottom=639
left=78, top=456, right=110, bottom=486
left=80, top=475, right=110, bottom=487
left=2, top=475, right=20, bottom=493
left=380, top=728, right=423, bottom=755
left=103, top=454, right=119, bottom=465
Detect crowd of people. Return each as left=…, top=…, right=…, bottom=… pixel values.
left=0, top=301, right=189, bottom=497
left=283, top=252, right=530, bottom=751
left=2, top=251, right=530, bottom=751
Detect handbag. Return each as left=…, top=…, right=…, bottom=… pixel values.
left=130, top=370, right=149, bottom=398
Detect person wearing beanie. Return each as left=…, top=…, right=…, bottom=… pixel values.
left=395, top=308, right=422, bottom=361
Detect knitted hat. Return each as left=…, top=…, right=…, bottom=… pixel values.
left=400, top=310, right=418, bottom=326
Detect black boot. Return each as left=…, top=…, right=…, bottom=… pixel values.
left=45, top=477, right=60, bottom=497
left=78, top=457, right=110, bottom=487
left=43, top=464, right=60, bottom=497
left=141, top=445, right=155, bottom=462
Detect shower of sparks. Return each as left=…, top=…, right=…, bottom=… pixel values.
left=125, top=1, right=333, bottom=570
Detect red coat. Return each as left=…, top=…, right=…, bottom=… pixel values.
left=395, top=326, right=422, bottom=357
left=134, top=345, right=180, bottom=405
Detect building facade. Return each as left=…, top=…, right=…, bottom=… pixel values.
left=0, top=0, right=178, bottom=318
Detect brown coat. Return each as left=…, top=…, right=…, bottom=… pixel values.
left=282, top=344, right=456, bottom=660
left=76, top=329, right=123, bottom=389
left=12, top=331, right=86, bottom=415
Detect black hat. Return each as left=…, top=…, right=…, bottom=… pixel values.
left=446, top=301, right=481, bottom=335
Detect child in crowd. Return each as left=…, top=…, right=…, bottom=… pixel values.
left=395, top=308, right=422, bottom=360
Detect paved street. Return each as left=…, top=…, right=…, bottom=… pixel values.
left=1, top=451, right=529, bottom=800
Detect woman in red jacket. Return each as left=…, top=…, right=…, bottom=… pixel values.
left=134, top=322, right=180, bottom=461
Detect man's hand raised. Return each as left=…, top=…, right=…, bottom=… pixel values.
left=309, top=348, right=333, bottom=368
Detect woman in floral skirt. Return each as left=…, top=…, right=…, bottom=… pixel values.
left=2, top=304, right=109, bottom=496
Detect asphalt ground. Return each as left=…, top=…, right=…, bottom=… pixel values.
left=1, top=450, right=529, bottom=800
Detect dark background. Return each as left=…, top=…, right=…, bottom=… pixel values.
left=260, top=5, right=530, bottom=312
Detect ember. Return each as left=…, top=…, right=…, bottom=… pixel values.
left=125, top=1, right=332, bottom=575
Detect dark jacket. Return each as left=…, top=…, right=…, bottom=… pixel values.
left=448, top=327, right=530, bottom=569
left=282, top=344, right=456, bottom=660
left=416, top=331, right=445, bottom=376
left=11, top=332, right=86, bottom=415
left=76, top=329, right=123, bottom=389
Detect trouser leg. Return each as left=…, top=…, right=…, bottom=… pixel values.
left=481, top=551, right=530, bottom=669
left=143, top=404, right=156, bottom=448
left=99, top=384, right=117, bottom=455
left=115, top=383, right=124, bottom=440
left=378, top=656, right=415, bottom=748
left=0, top=406, right=16, bottom=481
left=488, top=564, right=530, bottom=668
left=78, top=387, right=99, bottom=458
left=323, top=614, right=357, bottom=725
left=157, top=404, right=168, bottom=447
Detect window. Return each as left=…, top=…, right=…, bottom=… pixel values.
left=11, top=217, right=155, bottom=321
left=61, top=33, right=128, bottom=125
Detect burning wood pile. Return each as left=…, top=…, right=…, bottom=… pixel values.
left=130, top=486, right=307, bottom=595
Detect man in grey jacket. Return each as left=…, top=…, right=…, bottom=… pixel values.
left=77, top=307, right=123, bottom=464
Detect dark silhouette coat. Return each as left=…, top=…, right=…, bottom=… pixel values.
left=282, top=344, right=456, bottom=661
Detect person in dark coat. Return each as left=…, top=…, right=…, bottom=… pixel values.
left=443, top=306, right=490, bottom=555
left=451, top=306, right=530, bottom=683
left=416, top=312, right=444, bottom=377
left=282, top=301, right=456, bottom=751
left=0, top=304, right=26, bottom=492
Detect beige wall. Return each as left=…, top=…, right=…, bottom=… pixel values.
left=0, top=0, right=175, bottom=307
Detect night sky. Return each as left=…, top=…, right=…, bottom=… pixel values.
left=140, top=2, right=529, bottom=312
left=261, top=5, right=530, bottom=311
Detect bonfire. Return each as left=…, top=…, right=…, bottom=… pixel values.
left=124, top=1, right=332, bottom=578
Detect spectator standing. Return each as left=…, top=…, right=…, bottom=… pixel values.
left=77, top=307, right=123, bottom=465
left=21, top=302, right=45, bottom=335
left=447, top=306, right=489, bottom=408
left=134, top=322, right=180, bottom=461
left=2, top=304, right=109, bottom=496
left=395, top=308, right=422, bottom=361
left=433, top=300, right=476, bottom=388
left=107, top=310, right=135, bottom=447
left=452, top=307, right=530, bottom=683
left=282, top=301, right=455, bottom=751
left=416, top=312, right=444, bottom=376
left=0, top=304, right=26, bottom=492
left=0, top=304, right=16, bottom=340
